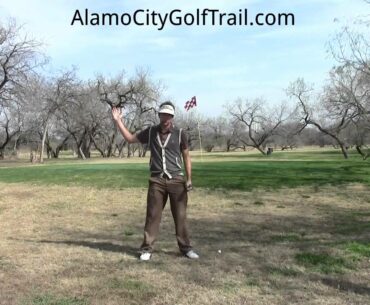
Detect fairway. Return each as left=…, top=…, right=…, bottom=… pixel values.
left=0, top=149, right=370, bottom=191
left=0, top=149, right=370, bottom=305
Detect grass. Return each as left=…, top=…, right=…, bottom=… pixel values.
left=107, top=277, right=157, bottom=300
left=0, top=256, right=13, bottom=271
left=244, top=278, right=260, bottom=287
left=0, top=181, right=369, bottom=305
left=222, top=281, right=241, bottom=293
left=123, top=229, right=135, bottom=236
left=270, top=233, right=303, bottom=243
left=267, top=266, right=301, bottom=277
left=1, top=182, right=369, bottom=304
left=1, top=149, right=370, bottom=305
left=333, top=210, right=370, bottom=235
left=194, top=147, right=364, bottom=161
left=335, top=221, right=370, bottom=235
left=344, top=242, right=370, bottom=258
left=0, top=149, right=369, bottom=191
left=22, top=294, right=87, bottom=305
left=295, top=252, right=351, bottom=274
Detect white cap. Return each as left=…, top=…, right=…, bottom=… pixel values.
left=158, top=104, right=175, bottom=116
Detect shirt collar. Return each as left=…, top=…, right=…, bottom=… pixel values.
left=157, top=123, right=174, bottom=134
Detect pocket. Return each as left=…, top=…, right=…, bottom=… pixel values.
left=170, top=175, right=183, bottom=184
left=173, top=175, right=185, bottom=181
left=149, top=176, right=159, bottom=184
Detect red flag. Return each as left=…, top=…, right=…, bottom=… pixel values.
left=184, top=96, right=197, bottom=111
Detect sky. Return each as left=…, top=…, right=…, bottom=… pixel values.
left=0, top=0, right=369, bottom=117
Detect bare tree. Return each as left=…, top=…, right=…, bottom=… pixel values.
left=328, top=15, right=370, bottom=159
left=22, top=70, right=78, bottom=162
left=0, top=19, right=45, bottom=101
left=329, top=26, right=370, bottom=76
left=223, top=119, right=245, bottom=152
left=226, top=98, right=290, bottom=155
left=287, top=78, right=360, bottom=159
left=94, top=70, right=160, bottom=158
left=0, top=20, right=44, bottom=159
left=57, top=85, right=99, bottom=159
left=273, top=121, right=302, bottom=150
left=123, top=70, right=160, bottom=157
left=0, top=99, right=22, bottom=158
left=83, top=85, right=117, bottom=158
left=200, top=116, right=226, bottom=152
left=175, top=109, right=205, bottom=151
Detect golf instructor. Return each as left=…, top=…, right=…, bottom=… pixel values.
left=112, top=102, right=199, bottom=261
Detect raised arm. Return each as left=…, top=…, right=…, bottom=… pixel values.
left=112, top=107, right=139, bottom=144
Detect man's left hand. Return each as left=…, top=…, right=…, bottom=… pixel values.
left=186, top=181, right=193, bottom=192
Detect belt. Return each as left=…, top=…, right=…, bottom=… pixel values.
left=151, top=173, right=182, bottom=179
left=151, top=173, right=171, bottom=179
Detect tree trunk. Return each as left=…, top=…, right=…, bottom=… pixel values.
left=91, top=137, right=107, bottom=158
left=141, top=145, right=148, bottom=157
left=127, top=143, right=131, bottom=158
left=339, top=143, right=349, bottom=159
left=54, top=147, right=62, bottom=158
left=117, top=140, right=127, bottom=158
left=107, top=132, right=117, bottom=157
left=40, top=125, right=48, bottom=163
left=256, top=145, right=266, bottom=155
left=355, top=145, right=370, bottom=160
left=79, top=137, right=91, bottom=159
left=54, top=136, right=70, bottom=158
left=45, top=134, right=54, bottom=158
left=13, top=136, right=19, bottom=155
left=78, top=146, right=86, bottom=160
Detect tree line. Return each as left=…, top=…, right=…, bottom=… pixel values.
left=0, top=14, right=369, bottom=161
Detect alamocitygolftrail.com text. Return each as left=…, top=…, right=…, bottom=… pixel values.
left=71, top=8, right=295, bottom=30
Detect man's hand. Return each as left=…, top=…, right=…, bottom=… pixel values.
left=186, top=180, right=193, bottom=192
left=112, top=107, right=123, bottom=122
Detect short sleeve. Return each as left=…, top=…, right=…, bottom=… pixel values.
left=136, top=127, right=150, bottom=144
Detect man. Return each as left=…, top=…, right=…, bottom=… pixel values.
left=112, top=101, right=199, bottom=261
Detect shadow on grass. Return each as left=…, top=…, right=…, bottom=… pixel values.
left=10, top=202, right=370, bottom=298
left=175, top=204, right=369, bottom=290
left=319, top=277, right=370, bottom=296
left=44, top=240, right=139, bottom=257
left=13, top=238, right=139, bottom=258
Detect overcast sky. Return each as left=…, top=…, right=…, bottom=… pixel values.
left=0, top=0, right=368, bottom=116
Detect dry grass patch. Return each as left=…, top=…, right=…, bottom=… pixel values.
left=0, top=183, right=369, bottom=305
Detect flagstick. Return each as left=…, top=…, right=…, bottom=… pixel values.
left=197, top=119, right=203, bottom=162
left=184, top=96, right=201, bottom=161
left=186, top=109, right=189, bottom=131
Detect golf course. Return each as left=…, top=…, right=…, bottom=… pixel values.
left=0, top=148, right=369, bottom=305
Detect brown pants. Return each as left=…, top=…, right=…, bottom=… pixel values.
left=140, top=175, right=192, bottom=254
